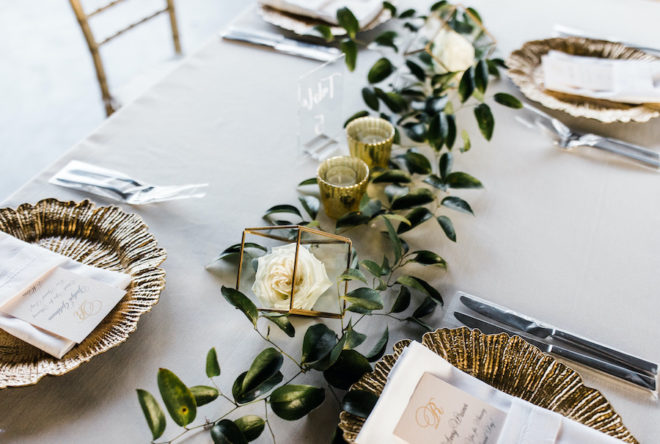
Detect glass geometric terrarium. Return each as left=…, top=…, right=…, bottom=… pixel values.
left=236, top=225, right=351, bottom=318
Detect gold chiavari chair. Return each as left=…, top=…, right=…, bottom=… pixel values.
left=68, top=0, right=182, bottom=116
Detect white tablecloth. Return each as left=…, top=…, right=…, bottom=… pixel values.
left=1, top=1, right=659, bottom=442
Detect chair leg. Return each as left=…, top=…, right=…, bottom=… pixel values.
left=69, top=0, right=116, bottom=117
left=166, top=0, right=182, bottom=54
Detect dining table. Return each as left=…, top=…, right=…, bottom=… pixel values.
left=1, top=0, right=659, bottom=442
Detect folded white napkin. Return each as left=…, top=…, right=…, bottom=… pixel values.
left=0, top=232, right=131, bottom=359
left=542, top=50, right=660, bottom=104
left=357, top=341, right=624, bottom=444
left=259, top=0, right=383, bottom=28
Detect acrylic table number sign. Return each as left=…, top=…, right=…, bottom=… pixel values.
left=297, top=54, right=345, bottom=161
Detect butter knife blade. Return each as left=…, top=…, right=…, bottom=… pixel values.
left=454, top=311, right=656, bottom=391
left=459, top=293, right=658, bottom=376
left=222, top=28, right=341, bottom=62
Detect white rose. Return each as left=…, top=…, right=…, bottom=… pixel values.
left=430, top=27, right=475, bottom=73
left=251, top=243, right=332, bottom=311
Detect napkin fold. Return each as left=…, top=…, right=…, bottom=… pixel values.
left=0, top=232, right=131, bottom=359
left=357, top=341, right=624, bottom=444
left=542, top=50, right=660, bottom=104
left=259, top=0, right=383, bottom=28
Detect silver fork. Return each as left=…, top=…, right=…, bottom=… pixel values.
left=517, top=103, right=660, bottom=169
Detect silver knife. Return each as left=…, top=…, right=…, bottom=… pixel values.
left=459, top=294, right=658, bottom=377
left=454, top=311, right=657, bottom=391
left=222, top=27, right=341, bottom=62
left=554, top=25, right=660, bottom=58
left=518, top=103, right=660, bottom=169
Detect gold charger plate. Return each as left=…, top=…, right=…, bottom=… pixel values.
left=507, top=37, right=660, bottom=123
left=339, top=327, right=638, bottom=443
left=258, top=5, right=393, bottom=37
left=0, top=199, right=166, bottom=388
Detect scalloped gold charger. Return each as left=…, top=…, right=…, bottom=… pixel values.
left=258, top=5, right=393, bottom=37
left=339, top=327, right=638, bottom=443
left=0, top=199, right=166, bottom=388
left=507, top=37, right=660, bottom=123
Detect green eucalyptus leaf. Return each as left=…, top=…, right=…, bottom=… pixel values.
left=384, top=183, right=409, bottom=202
left=403, top=122, right=427, bottom=142
left=360, top=259, right=383, bottom=277
left=190, top=385, right=219, bottom=407
left=342, top=390, right=379, bottom=419
left=412, top=296, right=438, bottom=318
left=218, top=242, right=266, bottom=261
left=242, top=348, right=284, bottom=394
left=263, top=204, right=302, bottom=220
left=136, top=389, right=166, bottom=440
left=458, top=66, right=475, bottom=103
left=365, top=326, right=389, bottom=361
left=425, top=95, right=449, bottom=114
left=445, top=172, right=483, bottom=189
left=391, top=188, right=435, bottom=210
left=302, top=324, right=337, bottom=364
left=396, top=275, right=443, bottom=304
left=298, top=195, right=320, bottom=220
left=336, top=211, right=371, bottom=231
left=442, top=196, right=474, bottom=215
left=460, top=129, right=471, bottom=152
left=211, top=419, right=248, bottom=444
left=446, top=114, right=457, bottom=149
left=466, top=7, right=482, bottom=23
left=428, top=112, right=448, bottom=149
left=374, top=30, right=398, bottom=51
left=235, top=416, right=265, bottom=442
left=359, top=197, right=382, bottom=218
left=439, top=152, right=453, bottom=180
left=339, top=268, right=368, bottom=284
left=390, top=287, right=411, bottom=313
left=371, top=169, right=411, bottom=184
left=298, top=177, right=317, bottom=186
left=494, top=92, right=523, bottom=109
left=369, top=58, right=394, bottom=84
left=381, top=256, right=391, bottom=275
left=343, top=110, right=369, bottom=127
left=221, top=286, right=258, bottom=327
left=206, top=347, right=221, bottom=378
left=475, top=59, right=489, bottom=93
left=341, top=39, right=358, bottom=71
left=407, top=316, right=433, bottom=331
left=436, top=215, right=456, bottom=242
left=431, top=1, right=448, bottom=11
left=344, top=321, right=367, bottom=349
left=262, top=313, right=295, bottom=338
left=375, top=88, right=407, bottom=113
left=157, top=368, right=196, bottom=427
left=397, top=207, right=432, bottom=234
left=398, top=8, right=415, bottom=18
left=474, top=103, right=494, bottom=140
left=361, top=87, right=380, bottom=111
left=410, top=250, right=447, bottom=268
left=313, top=25, right=334, bottom=42
left=383, top=214, right=411, bottom=227
left=403, top=150, right=432, bottom=175
left=323, top=350, right=372, bottom=390
left=337, top=7, right=359, bottom=39
left=343, top=287, right=383, bottom=310
left=405, top=60, right=425, bottom=82
left=423, top=174, right=446, bottom=191
left=270, top=385, right=325, bottom=420
left=310, top=333, right=347, bottom=371
left=232, top=371, right=283, bottom=404
left=381, top=216, right=402, bottom=263
left=383, top=1, right=396, bottom=15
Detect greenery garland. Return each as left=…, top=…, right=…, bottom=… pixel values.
left=135, top=3, right=521, bottom=443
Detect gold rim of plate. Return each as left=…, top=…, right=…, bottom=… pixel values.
left=339, top=327, right=638, bottom=443
left=257, top=5, right=393, bottom=37
left=0, top=198, right=166, bottom=388
left=507, top=37, right=660, bottom=123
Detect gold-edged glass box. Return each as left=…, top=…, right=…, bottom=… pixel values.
left=236, top=225, right=351, bottom=318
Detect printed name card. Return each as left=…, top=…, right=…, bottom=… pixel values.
left=1, top=268, right=126, bottom=343
left=393, top=372, right=507, bottom=444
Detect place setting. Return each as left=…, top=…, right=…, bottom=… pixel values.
left=2, top=1, right=660, bottom=443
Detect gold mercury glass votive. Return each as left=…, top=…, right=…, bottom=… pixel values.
left=346, top=116, right=395, bottom=169
left=317, top=156, right=369, bottom=219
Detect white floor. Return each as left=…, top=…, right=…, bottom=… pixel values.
left=0, top=0, right=249, bottom=201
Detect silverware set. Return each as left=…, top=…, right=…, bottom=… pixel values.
left=454, top=292, right=658, bottom=391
